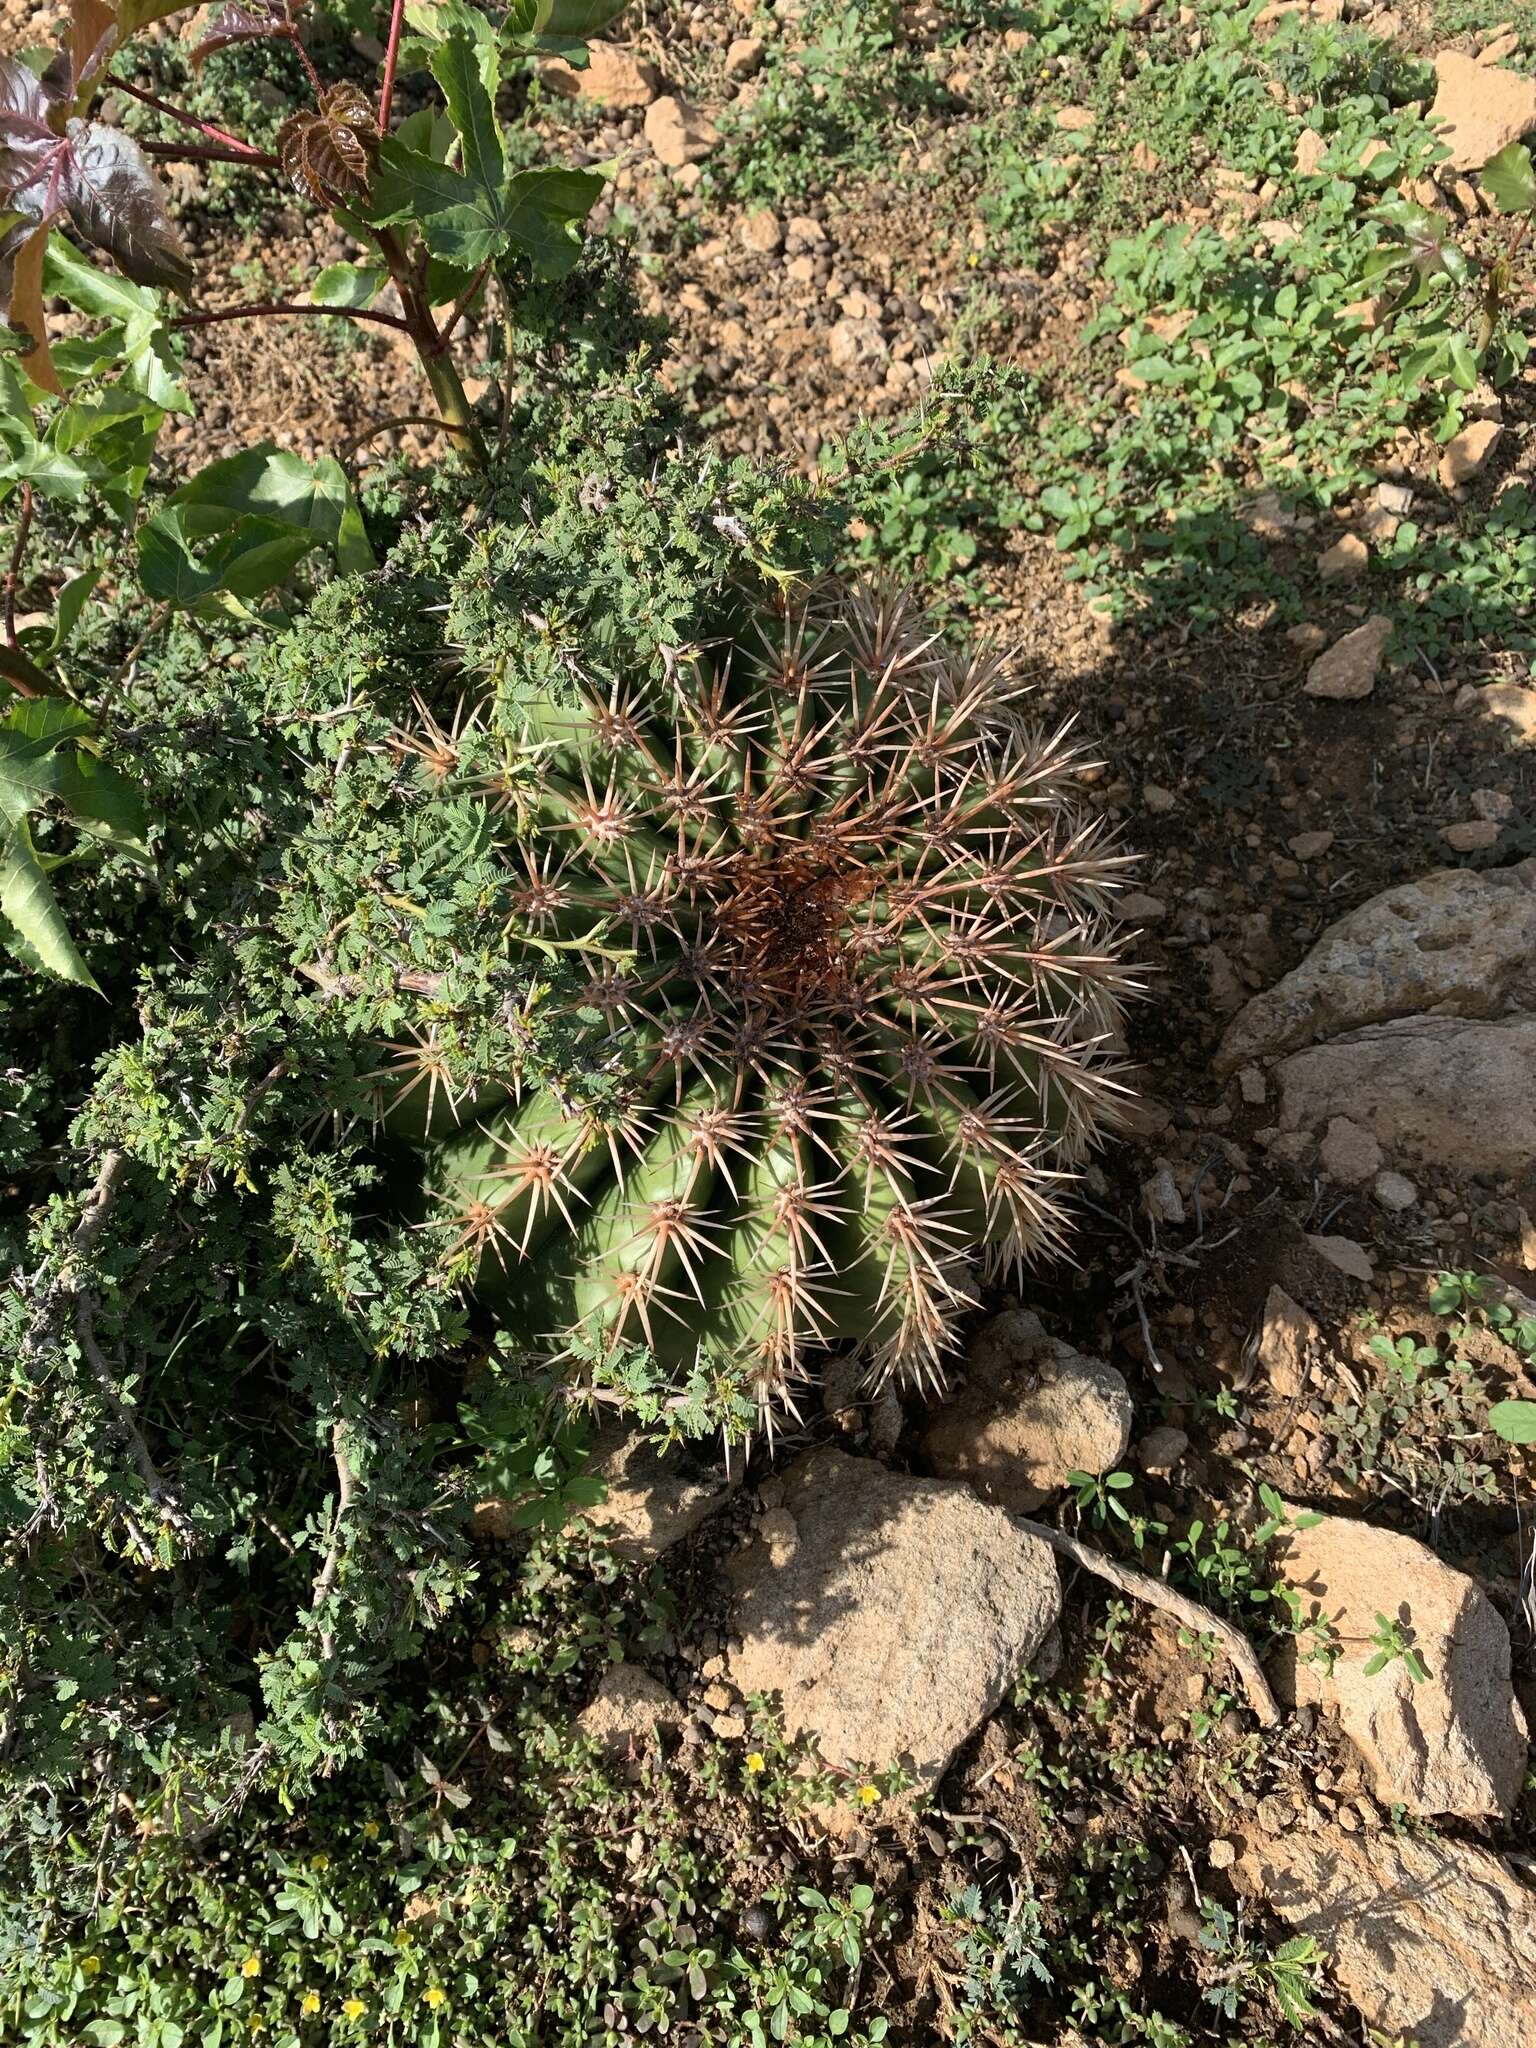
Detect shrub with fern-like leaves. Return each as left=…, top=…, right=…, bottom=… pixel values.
left=421, top=579, right=1140, bottom=1410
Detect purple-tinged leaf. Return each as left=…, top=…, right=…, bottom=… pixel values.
left=1, top=58, right=68, bottom=244
left=0, top=53, right=58, bottom=131
left=60, top=121, right=194, bottom=297
left=278, top=83, right=376, bottom=206
left=189, top=0, right=300, bottom=70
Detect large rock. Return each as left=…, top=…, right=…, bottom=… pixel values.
left=1464, top=680, right=1536, bottom=743
left=921, top=1309, right=1133, bottom=1513
left=1303, top=614, right=1392, bottom=700
left=1275, top=1014, right=1536, bottom=1176
left=1215, top=860, right=1536, bottom=1073
left=541, top=42, right=661, bottom=109
left=726, top=1449, right=1060, bottom=1793
left=1430, top=51, right=1536, bottom=173
left=1272, top=1511, right=1526, bottom=1817
left=1237, top=1827, right=1536, bottom=2048
left=1253, top=1284, right=1320, bottom=1399
left=583, top=1426, right=737, bottom=1562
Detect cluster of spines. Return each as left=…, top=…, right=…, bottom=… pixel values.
left=371, top=581, right=1139, bottom=1410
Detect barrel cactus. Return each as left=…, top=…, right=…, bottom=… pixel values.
left=426, top=579, right=1139, bottom=1410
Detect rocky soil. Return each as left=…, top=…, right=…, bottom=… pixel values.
left=508, top=7, right=1536, bottom=2039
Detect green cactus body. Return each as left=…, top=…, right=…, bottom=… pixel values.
left=428, top=581, right=1139, bottom=1408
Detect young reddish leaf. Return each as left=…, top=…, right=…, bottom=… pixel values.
left=67, top=0, right=120, bottom=105
left=60, top=121, right=194, bottom=297
left=189, top=0, right=300, bottom=71
left=2, top=227, right=62, bottom=395
left=278, top=83, right=376, bottom=206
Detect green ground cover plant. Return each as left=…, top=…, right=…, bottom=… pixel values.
left=0, top=0, right=1142, bottom=1955
left=3, top=1524, right=896, bottom=2048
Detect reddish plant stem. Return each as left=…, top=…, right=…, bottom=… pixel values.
left=378, top=0, right=408, bottom=130
left=140, top=139, right=282, bottom=168
left=288, top=31, right=326, bottom=99
left=171, top=300, right=414, bottom=335
left=4, top=484, right=35, bottom=651
left=111, top=76, right=268, bottom=158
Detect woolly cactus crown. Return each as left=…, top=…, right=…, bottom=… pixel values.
left=420, top=578, right=1139, bottom=1412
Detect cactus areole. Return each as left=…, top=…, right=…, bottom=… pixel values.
left=427, top=581, right=1140, bottom=1413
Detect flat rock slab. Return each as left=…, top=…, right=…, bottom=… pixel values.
left=1237, top=1827, right=1536, bottom=2048
left=1276, top=1014, right=1536, bottom=1176
left=727, top=1448, right=1060, bottom=1793
left=1272, top=1511, right=1526, bottom=1817
left=1216, top=859, right=1536, bottom=1073
left=1430, top=51, right=1536, bottom=172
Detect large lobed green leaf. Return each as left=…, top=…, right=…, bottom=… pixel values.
left=136, top=443, right=376, bottom=605
left=371, top=28, right=604, bottom=276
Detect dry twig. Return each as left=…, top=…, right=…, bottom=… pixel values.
left=1017, top=1517, right=1281, bottom=1727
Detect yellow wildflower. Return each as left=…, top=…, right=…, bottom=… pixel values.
left=80, top=1956, right=102, bottom=1977
left=241, top=1956, right=262, bottom=1979
left=423, top=1987, right=448, bottom=2009
left=856, top=1782, right=881, bottom=1807
left=745, top=1752, right=766, bottom=1774
left=300, top=1992, right=321, bottom=2016
left=310, top=1853, right=330, bottom=1872
left=342, top=1998, right=366, bottom=2022
left=361, top=1820, right=380, bottom=1840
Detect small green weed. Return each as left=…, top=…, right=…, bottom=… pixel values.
left=1198, top=1902, right=1325, bottom=2029
left=1363, top=1612, right=1431, bottom=1683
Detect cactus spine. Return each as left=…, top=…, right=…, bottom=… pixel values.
left=428, top=580, right=1140, bottom=1411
